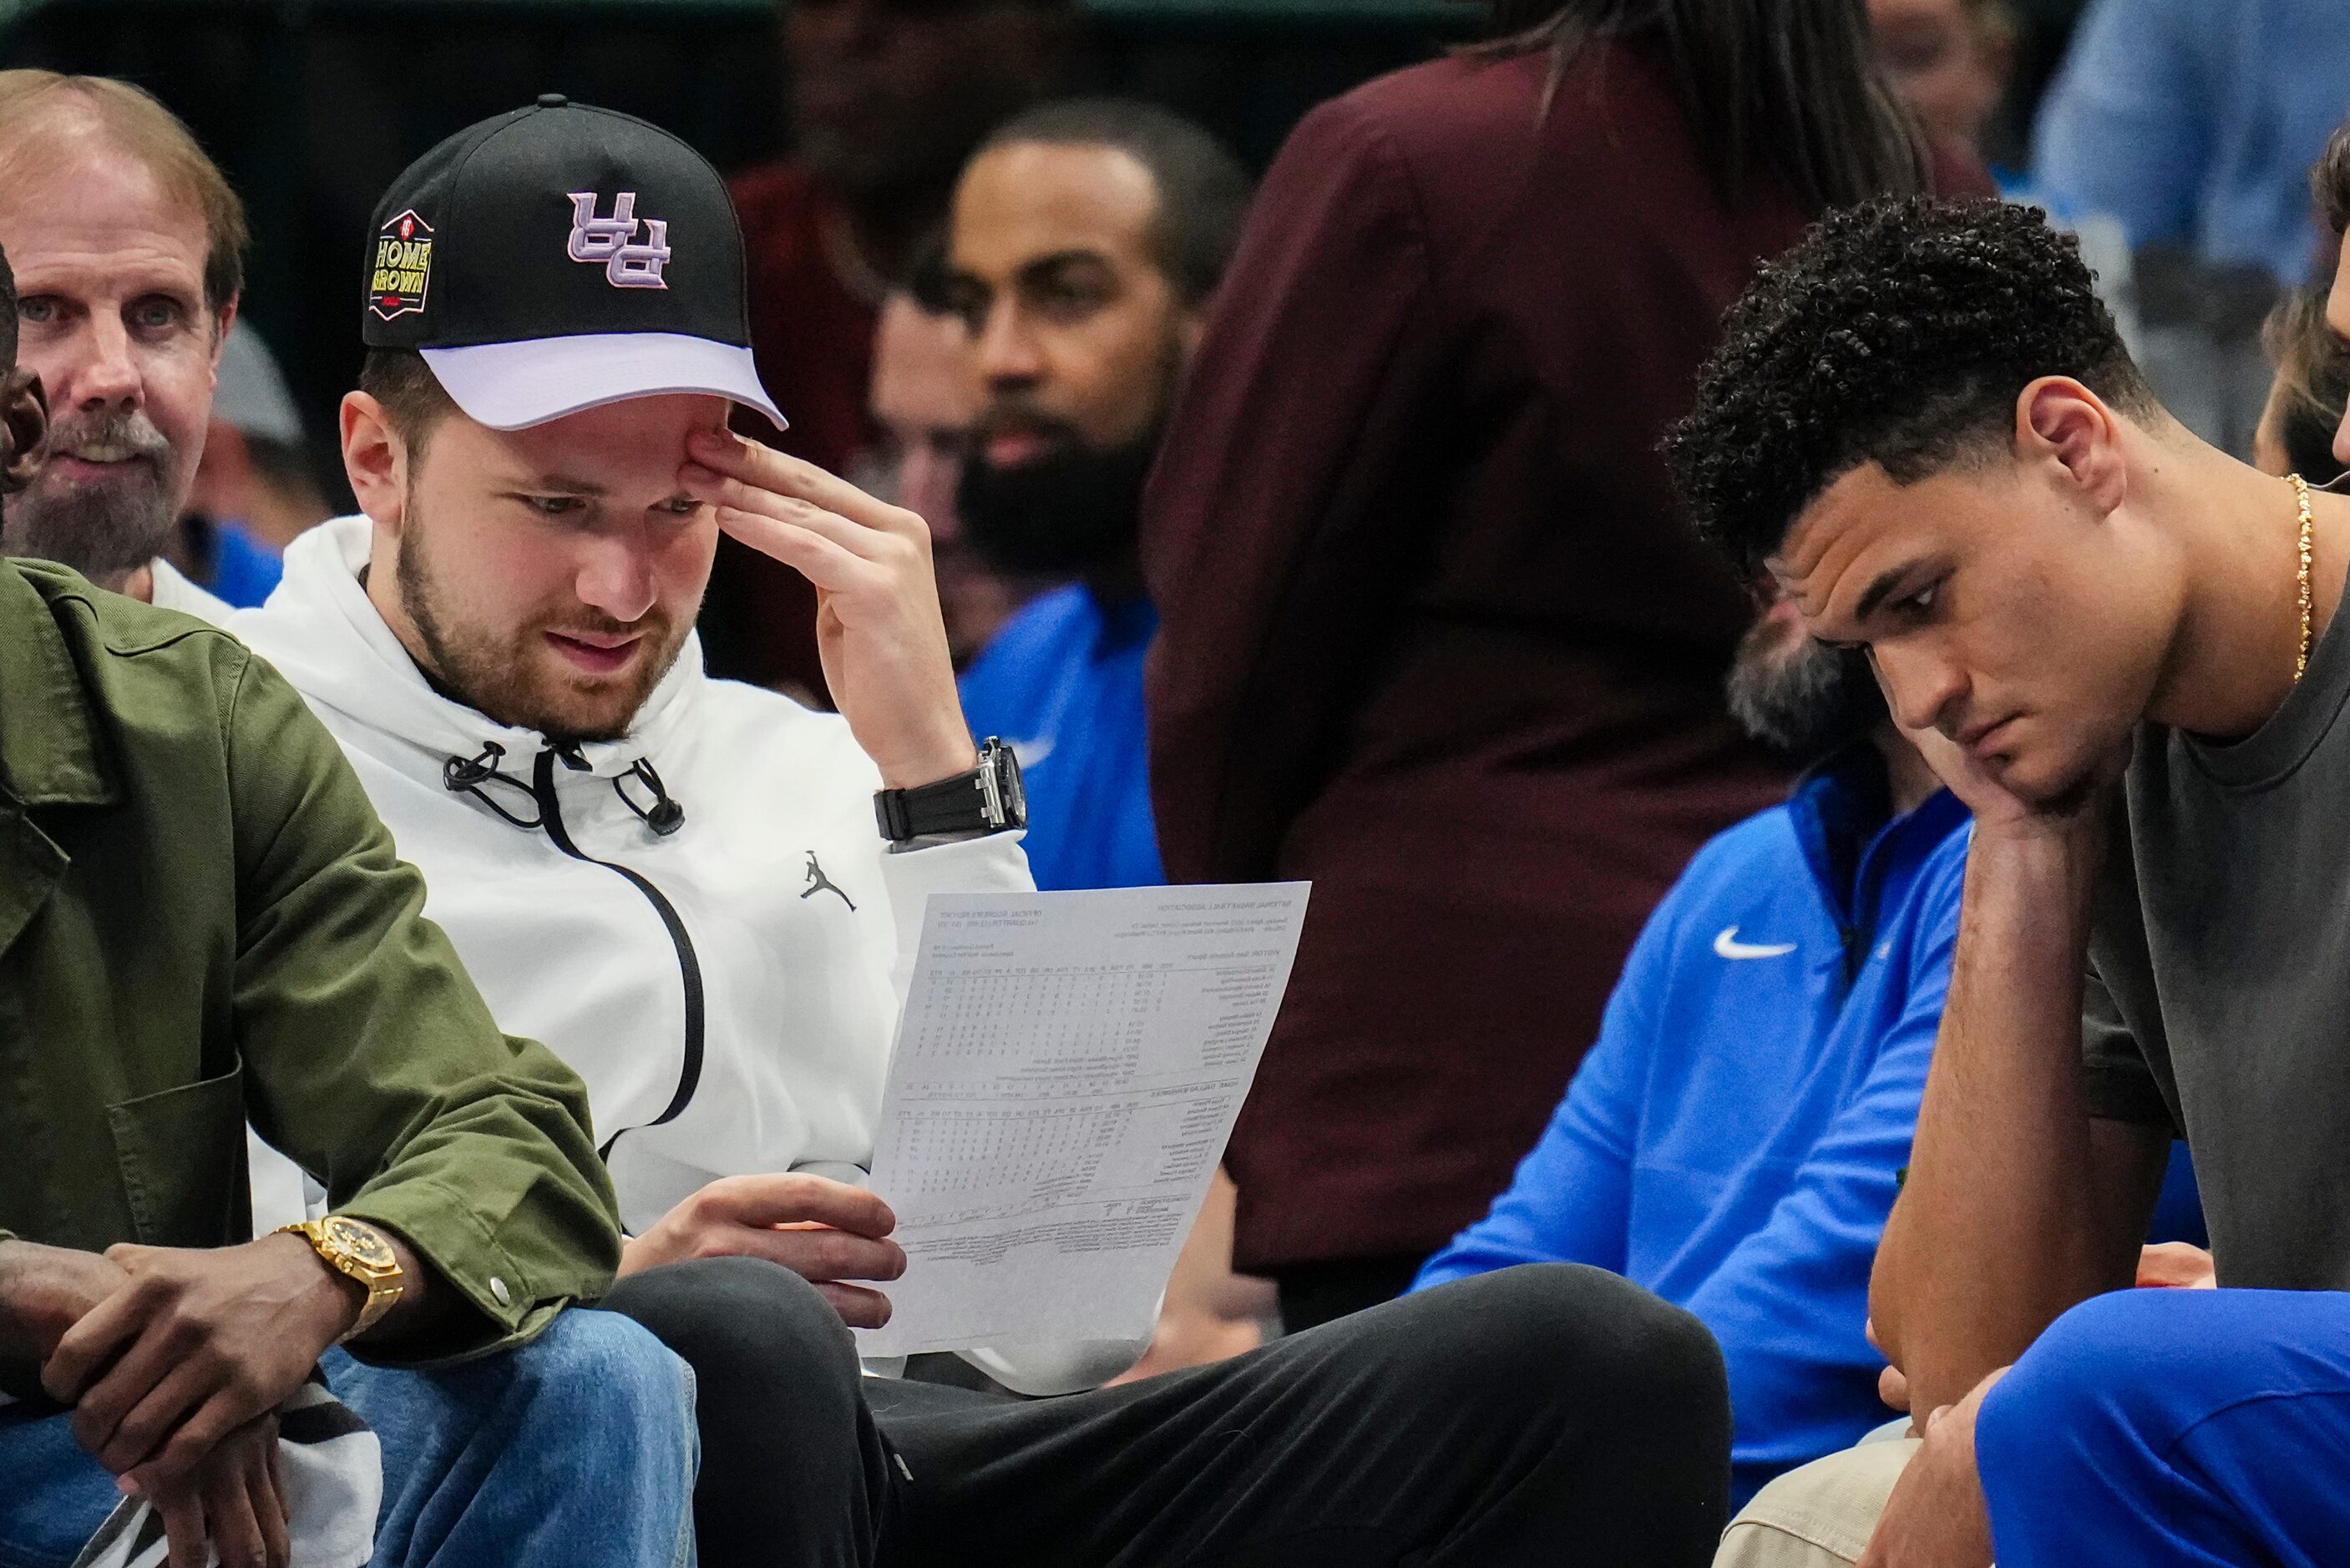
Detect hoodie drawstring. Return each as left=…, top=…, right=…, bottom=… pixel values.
left=441, top=742, right=542, bottom=830
left=615, top=758, right=686, bottom=837
left=445, top=742, right=686, bottom=839
left=440, top=739, right=706, bottom=1160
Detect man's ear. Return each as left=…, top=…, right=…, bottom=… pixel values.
left=0, top=365, right=48, bottom=495
left=2015, top=376, right=2128, bottom=518
left=210, top=294, right=240, bottom=366
left=340, top=390, right=409, bottom=534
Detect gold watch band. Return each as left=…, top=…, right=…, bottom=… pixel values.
left=342, top=1272, right=403, bottom=1343
left=276, top=1217, right=405, bottom=1344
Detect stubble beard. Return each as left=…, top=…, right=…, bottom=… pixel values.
left=394, top=486, right=688, bottom=745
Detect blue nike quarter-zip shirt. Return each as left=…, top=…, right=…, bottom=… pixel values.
left=960, top=584, right=1163, bottom=892
left=1415, top=746, right=1970, bottom=1505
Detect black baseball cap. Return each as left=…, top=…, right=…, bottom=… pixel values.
left=361, top=94, right=787, bottom=431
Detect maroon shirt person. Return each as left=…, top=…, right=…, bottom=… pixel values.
left=1141, top=0, right=1993, bottom=1327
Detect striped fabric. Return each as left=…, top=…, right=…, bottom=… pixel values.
left=68, top=1376, right=380, bottom=1568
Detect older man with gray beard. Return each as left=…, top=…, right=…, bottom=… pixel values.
left=0, top=70, right=245, bottom=619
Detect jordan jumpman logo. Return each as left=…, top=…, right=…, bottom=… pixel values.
left=801, top=851, right=856, bottom=911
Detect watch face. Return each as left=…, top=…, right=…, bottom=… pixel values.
left=322, top=1216, right=399, bottom=1273
left=994, top=745, right=1027, bottom=825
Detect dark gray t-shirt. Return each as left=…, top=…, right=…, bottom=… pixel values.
left=2085, top=564, right=2350, bottom=1289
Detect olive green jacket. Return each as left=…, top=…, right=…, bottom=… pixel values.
left=0, top=559, right=620, bottom=1356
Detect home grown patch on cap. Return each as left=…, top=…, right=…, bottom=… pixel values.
left=370, top=210, right=434, bottom=321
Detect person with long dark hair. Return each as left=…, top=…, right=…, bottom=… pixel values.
left=1142, top=0, right=1990, bottom=1336
left=2253, top=284, right=2350, bottom=488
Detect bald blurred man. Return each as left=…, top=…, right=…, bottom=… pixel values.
left=854, top=291, right=1041, bottom=665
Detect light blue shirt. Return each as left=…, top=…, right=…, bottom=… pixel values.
left=2031, top=0, right=2350, bottom=284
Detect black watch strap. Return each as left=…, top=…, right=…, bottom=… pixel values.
left=875, top=737, right=1026, bottom=843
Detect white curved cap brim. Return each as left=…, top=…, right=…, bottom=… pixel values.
left=420, top=332, right=788, bottom=432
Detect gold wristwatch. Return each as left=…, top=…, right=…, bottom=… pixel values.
left=277, top=1216, right=405, bottom=1343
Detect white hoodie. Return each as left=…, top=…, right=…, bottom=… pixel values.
left=148, top=557, right=235, bottom=622
left=236, top=516, right=1142, bottom=1392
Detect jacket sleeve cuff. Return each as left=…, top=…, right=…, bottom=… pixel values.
left=337, top=1178, right=614, bottom=1363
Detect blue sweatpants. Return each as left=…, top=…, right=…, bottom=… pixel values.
left=1975, top=1286, right=2350, bottom=1567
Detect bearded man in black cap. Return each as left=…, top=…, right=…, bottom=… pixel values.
left=239, top=95, right=1747, bottom=1568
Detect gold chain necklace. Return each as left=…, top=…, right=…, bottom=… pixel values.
left=2291, top=473, right=2317, bottom=681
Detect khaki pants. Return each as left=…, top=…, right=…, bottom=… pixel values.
left=1713, top=1438, right=1919, bottom=1566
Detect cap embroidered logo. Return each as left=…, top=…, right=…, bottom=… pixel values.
left=358, top=99, right=789, bottom=429
left=368, top=210, right=434, bottom=320
left=565, top=191, right=672, bottom=289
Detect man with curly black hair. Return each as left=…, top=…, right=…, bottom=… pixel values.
left=1672, top=193, right=2350, bottom=1568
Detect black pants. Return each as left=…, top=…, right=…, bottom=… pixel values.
left=605, top=1257, right=1730, bottom=1568
left=1269, top=1251, right=1428, bottom=1333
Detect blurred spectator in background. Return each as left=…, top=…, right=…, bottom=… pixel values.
left=2033, top=0, right=2350, bottom=291
left=1143, top=0, right=1989, bottom=1333
left=168, top=322, right=329, bottom=607
left=187, top=322, right=328, bottom=552
left=853, top=289, right=1040, bottom=664
left=949, top=99, right=1248, bottom=893
left=1869, top=0, right=2013, bottom=170
left=712, top=0, right=1073, bottom=699
left=0, top=70, right=242, bottom=620
left=2254, top=283, right=2350, bottom=488
left=2031, top=0, right=2350, bottom=458
left=940, top=104, right=1268, bottom=1372
left=1415, top=594, right=1966, bottom=1507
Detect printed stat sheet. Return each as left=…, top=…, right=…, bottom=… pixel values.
left=856, top=883, right=1310, bottom=1358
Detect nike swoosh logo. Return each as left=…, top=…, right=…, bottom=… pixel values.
left=1714, top=926, right=1797, bottom=960
left=1007, top=735, right=1054, bottom=767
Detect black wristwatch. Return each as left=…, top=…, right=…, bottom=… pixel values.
left=874, top=736, right=1026, bottom=844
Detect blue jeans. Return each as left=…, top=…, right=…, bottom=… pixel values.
left=1977, top=1287, right=2350, bottom=1568
left=0, top=1308, right=696, bottom=1568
